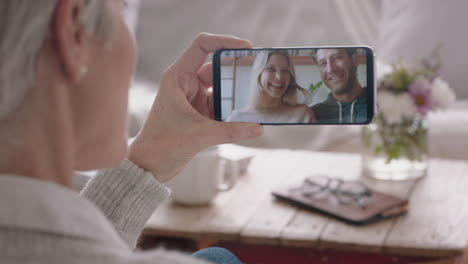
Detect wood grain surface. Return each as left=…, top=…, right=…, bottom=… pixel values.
left=145, top=150, right=468, bottom=261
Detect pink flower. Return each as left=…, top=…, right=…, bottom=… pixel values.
left=409, top=78, right=434, bottom=115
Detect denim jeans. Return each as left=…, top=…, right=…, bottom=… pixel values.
left=193, top=247, right=242, bottom=264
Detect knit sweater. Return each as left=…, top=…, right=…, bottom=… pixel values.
left=0, top=160, right=212, bottom=264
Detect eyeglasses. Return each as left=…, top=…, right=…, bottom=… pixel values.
left=300, top=175, right=372, bottom=209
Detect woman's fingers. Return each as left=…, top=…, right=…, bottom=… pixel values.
left=196, top=120, right=264, bottom=148
left=197, top=62, right=213, bottom=88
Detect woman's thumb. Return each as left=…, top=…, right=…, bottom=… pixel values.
left=199, top=121, right=264, bottom=147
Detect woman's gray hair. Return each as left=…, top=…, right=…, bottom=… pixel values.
left=0, top=0, right=111, bottom=119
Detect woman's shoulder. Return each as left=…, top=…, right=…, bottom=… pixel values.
left=289, top=104, right=311, bottom=113
left=226, top=109, right=260, bottom=122
left=289, top=104, right=316, bottom=123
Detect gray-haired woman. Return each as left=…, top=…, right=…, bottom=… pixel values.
left=0, top=0, right=263, bottom=263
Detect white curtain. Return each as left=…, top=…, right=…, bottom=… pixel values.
left=332, top=0, right=381, bottom=46
left=124, top=0, right=141, bottom=34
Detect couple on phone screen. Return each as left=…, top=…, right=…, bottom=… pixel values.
left=227, top=48, right=367, bottom=124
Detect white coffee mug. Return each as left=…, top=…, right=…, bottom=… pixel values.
left=166, top=146, right=238, bottom=205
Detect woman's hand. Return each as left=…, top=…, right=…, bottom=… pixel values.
left=128, top=33, right=263, bottom=183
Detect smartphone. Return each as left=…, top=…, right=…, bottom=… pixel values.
left=213, top=46, right=375, bottom=125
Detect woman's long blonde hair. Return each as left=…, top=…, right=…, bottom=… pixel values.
left=248, top=50, right=311, bottom=109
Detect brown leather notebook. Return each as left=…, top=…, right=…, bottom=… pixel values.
left=272, top=181, right=409, bottom=225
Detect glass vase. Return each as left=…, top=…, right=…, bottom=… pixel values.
left=361, top=115, right=429, bottom=181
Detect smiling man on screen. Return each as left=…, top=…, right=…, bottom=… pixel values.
left=311, top=48, right=368, bottom=123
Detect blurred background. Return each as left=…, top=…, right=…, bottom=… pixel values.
left=127, top=0, right=468, bottom=160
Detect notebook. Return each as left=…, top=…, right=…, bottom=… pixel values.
left=272, top=181, right=409, bottom=225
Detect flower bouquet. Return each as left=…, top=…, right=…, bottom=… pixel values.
left=362, top=55, right=456, bottom=180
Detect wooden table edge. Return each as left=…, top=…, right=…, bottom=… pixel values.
left=382, top=246, right=465, bottom=258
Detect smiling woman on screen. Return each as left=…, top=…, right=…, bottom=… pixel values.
left=227, top=50, right=316, bottom=124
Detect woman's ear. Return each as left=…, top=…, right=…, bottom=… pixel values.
left=52, top=0, right=91, bottom=83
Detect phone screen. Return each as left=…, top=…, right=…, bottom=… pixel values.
left=213, top=47, right=375, bottom=125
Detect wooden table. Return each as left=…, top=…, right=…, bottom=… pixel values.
left=144, top=149, right=468, bottom=264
